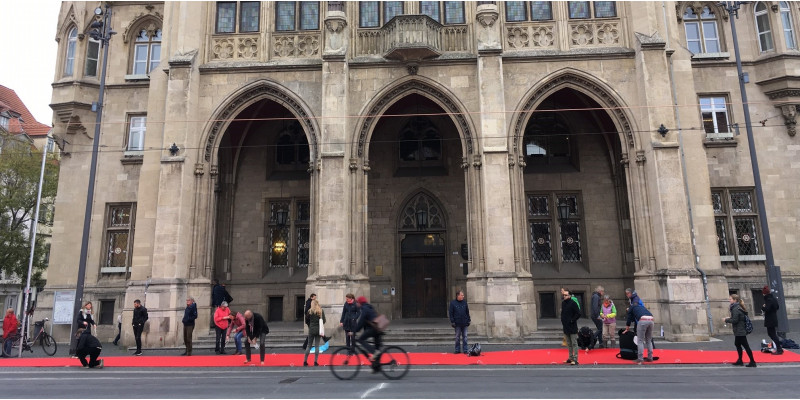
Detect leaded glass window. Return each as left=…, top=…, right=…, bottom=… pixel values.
left=217, top=1, right=261, bottom=33
left=593, top=1, right=616, bottom=18
left=505, top=2, right=527, bottom=22
left=276, top=2, right=296, bottom=31
left=780, top=2, right=796, bottom=50
left=421, top=1, right=442, bottom=22
left=266, top=199, right=311, bottom=269
left=360, top=2, right=380, bottom=27
left=527, top=193, right=584, bottom=267
left=398, top=117, right=443, bottom=167
left=296, top=201, right=310, bottom=268
left=530, top=2, right=553, bottom=20
left=530, top=222, right=553, bottom=262
left=557, top=195, right=582, bottom=262
left=299, top=2, right=320, bottom=30
left=712, top=188, right=763, bottom=264
left=715, top=218, right=730, bottom=256
left=755, top=2, right=775, bottom=52
left=216, top=2, right=237, bottom=33
left=268, top=201, right=290, bottom=268
left=400, top=193, right=446, bottom=231
left=104, top=204, right=136, bottom=273
left=444, top=1, right=465, bottom=24
left=568, top=1, right=590, bottom=19
left=240, top=1, right=260, bottom=32
left=385, top=1, right=403, bottom=22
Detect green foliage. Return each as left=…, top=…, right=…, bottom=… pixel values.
left=0, top=144, right=59, bottom=285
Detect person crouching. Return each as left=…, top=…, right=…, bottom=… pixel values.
left=75, top=328, right=103, bottom=369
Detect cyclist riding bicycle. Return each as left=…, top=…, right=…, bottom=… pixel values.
left=355, top=296, right=383, bottom=360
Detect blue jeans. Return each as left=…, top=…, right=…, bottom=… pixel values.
left=454, top=325, right=468, bottom=352
left=233, top=331, right=244, bottom=352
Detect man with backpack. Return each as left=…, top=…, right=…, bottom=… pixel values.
left=624, top=303, right=654, bottom=364
left=356, top=296, right=383, bottom=359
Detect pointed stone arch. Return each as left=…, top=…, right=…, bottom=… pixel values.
left=122, top=12, right=164, bottom=44
left=55, top=5, right=80, bottom=42
left=355, top=77, right=476, bottom=158
left=200, top=79, right=320, bottom=164
left=510, top=68, right=638, bottom=156
left=396, top=190, right=449, bottom=231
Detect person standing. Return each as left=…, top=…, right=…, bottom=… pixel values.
left=303, top=299, right=326, bottom=366
left=339, top=293, right=359, bottom=352
left=2, top=308, right=19, bottom=357
left=77, top=301, right=96, bottom=335
left=112, top=313, right=122, bottom=346
left=600, top=295, right=617, bottom=348
left=181, top=297, right=197, bottom=356
left=448, top=290, right=471, bottom=354
left=211, top=279, right=226, bottom=328
left=243, top=309, right=269, bottom=365
left=623, top=302, right=654, bottom=364
left=590, top=286, right=604, bottom=348
left=302, top=293, right=317, bottom=349
left=132, top=299, right=148, bottom=356
left=560, top=289, right=581, bottom=365
left=214, top=301, right=232, bottom=354
left=725, top=294, right=757, bottom=367
left=75, top=328, right=103, bottom=369
left=226, top=310, right=246, bottom=355
left=761, top=286, right=784, bottom=355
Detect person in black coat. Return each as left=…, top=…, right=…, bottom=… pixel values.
left=76, top=301, right=96, bottom=334
left=339, top=293, right=360, bottom=351
left=181, top=297, right=198, bottom=356
left=75, top=328, right=103, bottom=369
left=725, top=294, right=756, bottom=367
left=590, top=286, right=604, bottom=347
left=244, top=310, right=269, bottom=365
left=761, top=286, right=784, bottom=355
left=211, top=279, right=226, bottom=328
left=560, top=289, right=581, bottom=365
left=448, top=290, right=471, bottom=354
left=302, top=293, right=317, bottom=349
left=131, top=299, right=148, bottom=356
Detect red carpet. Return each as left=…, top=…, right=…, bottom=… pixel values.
left=0, top=349, right=798, bottom=368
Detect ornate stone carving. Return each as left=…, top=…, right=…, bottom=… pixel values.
left=675, top=2, right=729, bottom=22
left=571, top=24, right=594, bottom=46
left=476, top=6, right=501, bottom=52
left=194, top=163, right=205, bottom=176
left=597, top=23, right=620, bottom=45
left=274, top=34, right=320, bottom=58
left=237, top=37, right=258, bottom=59
left=122, top=12, right=164, bottom=44
left=620, top=154, right=630, bottom=165
left=407, top=64, right=418, bottom=75
left=209, top=165, right=219, bottom=178
left=324, top=13, right=348, bottom=56
left=357, top=80, right=474, bottom=156
left=349, top=158, right=359, bottom=171
left=508, top=154, right=516, bottom=168
left=518, top=155, right=527, bottom=167
left=635, top=150, right=646, bottom=164
left=512, top=72, right=635, bottom=154
left=767, top=89, right=800, bottom=100
left=507, top=27, right=529, bottom=49
left=780, top=104, right=798, bottom=137
left=472, top=154, right=482, bottom=169
left=212, top=38, right=235, bottom=60
left=532, top=26, right=555, bottom=47
left=205, top=82, right=319, bottom=162
left=461, top=157, right=470, bottom=169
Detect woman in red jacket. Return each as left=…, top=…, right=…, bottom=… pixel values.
left=3, top=308, right=19, bottom=356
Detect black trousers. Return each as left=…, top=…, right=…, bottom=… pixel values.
left=133, top=324, right=144, bottom=353
left=358, top=327, right=383, bottom=354
left=113, top=322, right=121, bottom=344
left=77, top=347, right=102, bottom=368
left=734, top=335, right=755, bottom=362
left=767, top=326, right=783, bottom=350
left=593, top=317, right=604, bottom=343
left=244, top=333, right=266, bottom=363
left=215, top=326, right=227, bottom=352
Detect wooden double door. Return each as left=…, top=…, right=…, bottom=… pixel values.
left=401, top=234, right=447, bottom=318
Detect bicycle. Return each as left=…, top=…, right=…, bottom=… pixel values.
left=2, top=318, right=58, bottom=357
left=328, top=334, right=410, bottom=380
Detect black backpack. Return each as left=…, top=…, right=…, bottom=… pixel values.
left=577, top=326, right=596, bottom=350
left=467, top=343, right=482, bottom=356
left=616, top=328, right=638, bottom=360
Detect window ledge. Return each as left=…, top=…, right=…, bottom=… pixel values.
left=703, top=136, right=738, bottom=147
left=124, top=74, right=150, bottom=81
left=691, top=52, right=730, bottom=61
left=100, top=267, right=130, bottom=274
left=738, top=254, right=766, bottom=262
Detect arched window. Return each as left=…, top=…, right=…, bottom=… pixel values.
left=64, top=27, right=78, bottom=76
left=755, top=2, right=774, bottom=52
left=683, top=6, right=720, bottom=54
left=780, top=1, right=796, bottom=50
left=132, top=27, right=162, bottom=75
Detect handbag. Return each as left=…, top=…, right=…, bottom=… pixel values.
left=319, top=319, right=325, bottom=336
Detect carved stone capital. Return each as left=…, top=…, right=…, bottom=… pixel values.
left=635, top=150, right=646, bottom=164
left=508, top=154, right=516, bottom=168
left=476, top=5, right=501, bottom=53
left=209, top=165, right=219, bottom=178
left=620, top=154, right=630, bottom=165
left=472, top=154, right=483, bottom=169
left=461, top=157, right=470, bottom=169
left=349, top=158, right=359, bottom=172
left=194, top=162, right=205, bottom=176
left=518, top=155, right=527, bottom=168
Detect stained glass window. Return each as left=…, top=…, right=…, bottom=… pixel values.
left=530, top=2, right=553, bottom=20
left=506, top=2, right=527, bottom=22
left=568, top=1, right=590, bottom=19
left=276, top=1, right=296, bottom=31
left=360, top=1, right=380, bottom=27
left=385, top=1, right=404, bottom=23
left=299, top=2, right=320, bottom=30
left=444, top=2, right=465, bottom=24
left=216, top=2, right=236, bottom=33
left=594, top=1, right=616, bottom=18
left=421, top=1, right=441, bottom=22
left=239, top=1, right=260, bottom=32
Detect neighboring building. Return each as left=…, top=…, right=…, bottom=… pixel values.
left=0, top=85, right=55, bottom=315
left=44, top=1, right=798, bottom=346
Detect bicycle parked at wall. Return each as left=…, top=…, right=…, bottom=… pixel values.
left=1, top=318, right=57, bottom=357
left=328, top=334, right=410, bottom=380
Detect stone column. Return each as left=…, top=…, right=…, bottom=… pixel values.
left=470, top=3, right=536, bottom=339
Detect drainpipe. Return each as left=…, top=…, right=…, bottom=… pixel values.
left=662, top=1, right=714, bottom=336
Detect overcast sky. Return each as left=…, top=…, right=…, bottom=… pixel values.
left=1, top=1, right=60, bottom=125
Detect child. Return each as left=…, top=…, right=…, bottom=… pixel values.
left=599, top=295, right=617, bottom=348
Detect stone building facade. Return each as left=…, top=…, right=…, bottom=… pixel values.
left=44, top=1, right=799, bottom=346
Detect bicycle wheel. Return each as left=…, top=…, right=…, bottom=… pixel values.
left=40, top=333, right=57, bottom=356
left=328, top=346, right=364, bottom=380
left=378, top=346, right=410, bottom=380
left=1, top=334, right=20, bottom=357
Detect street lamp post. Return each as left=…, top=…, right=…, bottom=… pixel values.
left=69, top=4, right=115, bottom=354
left=721, top=1, right=790, bottom=337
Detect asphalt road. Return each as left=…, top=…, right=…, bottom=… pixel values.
left=1, top=363, right=797, bottom=399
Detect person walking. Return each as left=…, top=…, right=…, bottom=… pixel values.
left=214, top=301, right=232, bottom=354
left=560, top=289, right=581, bottom=365
left=623, top=302, right=654, bottom=364
left=243, top=309, right=269, bottom=365
left=2, top=308, right=19, bottom=357
left=600, top=295, right=617, bottom=348
left=448, top=290, right=471, bottom=354
left=75, top=328, right=103, bottom=369
left=112, top=313, right=122, bottom=346
left=181, top=297, right=198, bottom=356
left=303, top=299, right=326, bottom=366
left=590, top=286, right=604, bottom=348
left=761, top=286, right=784, bottom=355
left=132, top=299, right=148, bottom=356
left=226, top=309, right=246, bottom=355
left=725, top=294, right=757, bottom=367
left=339, top=293, right=360, bottom=352
left=302, top=293, right=317, bottom=349
left=77, top=301, right=96, bottom=335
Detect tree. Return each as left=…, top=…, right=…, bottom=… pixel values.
left=0, top=139, right=59, bottom=286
